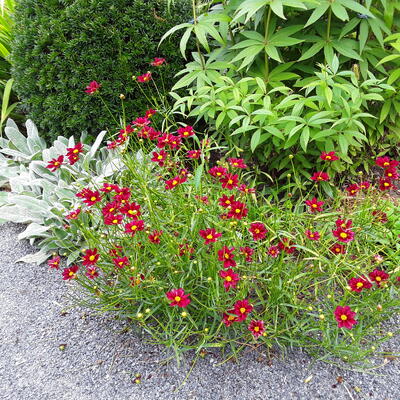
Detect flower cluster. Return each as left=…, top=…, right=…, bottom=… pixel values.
left=46, top=142, right=85, bottom=171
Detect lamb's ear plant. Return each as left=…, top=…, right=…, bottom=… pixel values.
left=0, top=119, right=124, bottom=264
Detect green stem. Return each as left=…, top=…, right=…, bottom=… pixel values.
left=192, top=0, right=206, bottom=70
left=327, top=7, right=332, bottom=42
left=264, top=6, right=272, bottom=82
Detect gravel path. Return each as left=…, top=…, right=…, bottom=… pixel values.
left=0, top=223, right=399, bottom=400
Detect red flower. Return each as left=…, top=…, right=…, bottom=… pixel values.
left=46, top=155, right=64, bottom=172
left=248, top=320, right=265, bottom=338
left=99, top=183, right=119, bottom=193
left=228, top=158, right=247, bottom=169
left=137, top=72, right=152, bottom=83
left=249, top=222, right=267, bottom=241
left=114, top=187, right=131, bottom=203
left=66, top=208, right=81, bottom=220
left=372, top=210, right=388, bottom=224
left=199, top=228, right=222, bottom=244
left=62, top=265, right=79, bottom=280
left=85, top=81, right=101, bottom=94
left=218, top=246, right=236, bottom=268
left=81, top=190, right=101, bottom=206
left=165, top=176, right=186, bottom=190
left=102, top=200, right=121, bottom=216
left=348, top=276, right=372, bottom=292
left=113, top=256, right=130, bottom=269
left=335, top=218, right=353, bottom=229
left=177, top=125, right=194, bottom=138
left=178, top=243, right=195, bottom=257
left=227, top=200, right=248, bottom=220
left=376, top=156, right=399, bottom=168
left=305, top=197, right=324, bottom=212
left=267, top=245, right=280, bottom=258
left=151, top=150, right=168, bottom=166
left=138, top=126, right=159, bottom=140
left=220, top=173, right=239, bottom=190
left=194, top=195, right=209, bottom=204
left=233, top=299, right=253, bottom=322
left=239, top=246, right=254, bottom=262
left=148, top=230, right=163, bottom=244
left=66, top=142, right=84, bottom=158
left=124, top=220, right=145, bottom=235
left=219, top=268, right=240, bottom=291
left=384, top=167, right=399, bottom=180
left=82, top=248, right=99, bottom=266
left=222, top=310, right=239, bottom=327
left=218, top=194, right=235, bottom=208
left=166, top=288, right=191, bottom=308
left=359, top=181, right=370, bottom=190
left=330, top=243, right=346, bottom=255
left=145, top=108, right=157, bottom=118
left=369, top=269, right=389, bottom=286
left=104, top=214, right=123, bottom=225
left=334, top=306, right=357, bottom=329
left=277, top=238, right=296, bottom=254
left=238, top=184, right=256, bottom=194
left=48, top=256, right=61, bottom=269
left=379, top=178, right=394, bottom=191
left=157, top=133, right=181, bottom=149
left=208, top=166, right=228, bottom=178
left=346, top=184, right=360, bottom=196
left=332, top=227, right=355, bottom=243
left=120, top=202, right=141, bottom=219
left=187, top=150, right=201, bottom=159
left=305, top=230, right=320, bottom=241
left=150, top=57, right=166, bottom=67
left=320, top=151, right=339, bottom=161
left=132, top=117, right=151, bottom=127
left=85, top=266, right=99, bottom=279
left=310, top=171, right=330, bottom=182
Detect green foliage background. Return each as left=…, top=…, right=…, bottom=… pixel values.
left=11, top=0, right=192, bottom=141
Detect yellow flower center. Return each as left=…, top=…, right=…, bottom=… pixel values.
left=376, top=276, right=382, bottom=281
left=228, top=315, right=235, bottom=321
left=240, top=307, right=246, bottom=314
left=112, top=219, right=118, bottom=224
left=224, top=253, right=230, bottom=259
left=54, top=162, right=60, bottom=166
left=339, top=232, right=348, bottom=239
left=388, top=173, right=393, bottom=177
left=312, top=204, right=317, bottom=208
left=254, top=326, right=260, bottom=332
left=226, top=276, right=232, bottom=282
left=69, top=271, right=74, bottom=276
left=118, top=261, right=124, bottom=266
left=228, top=179, right=233, bottom=184
left=131, top=225, right=137, bottom=231
left=109, top=208, right=115, bottom=212
left=89, top=255, right=95, bottom=261
left=73, top=149, right=79, bottom=153
left=172, top=180, right=178, bottom=185
left=340, top=315, right=348, bottom=321
left=326, top=156, right=331, bottom=160
left=157, top=155, right=163, bottom=160
left=384, top=182, right=390, bottom=187
left=128, top=210, right=137, bottom=215
left=206, top=234, right=213, bottom=239
left=90, top=196, right=96, bottom=201
left=309, top=234, right=314, bottom=238
left=174, top=296, right=181, bottom=302
left=235, top=209, right=241, bottom=214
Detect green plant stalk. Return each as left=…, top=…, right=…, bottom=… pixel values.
left=264, top=6, right=272, bottom=82
left=326, top=7, right=332, bottom=43
left=192, top=0, right=206, bottom=70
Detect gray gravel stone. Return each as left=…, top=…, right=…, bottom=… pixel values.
left=0, top=223, right=399, bottom=400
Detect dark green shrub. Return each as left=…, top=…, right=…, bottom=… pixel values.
left=11, top=0, right=192, bottom=141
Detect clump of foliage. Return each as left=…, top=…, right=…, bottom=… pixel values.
left=0, top=119, right=123, bottom=263
left=10, top=0, right=192, bottom=141
left=38, top=101, right=400, bottom=364
left=163, top=0, right=400, bottom=192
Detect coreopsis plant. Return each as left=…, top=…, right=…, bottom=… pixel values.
left=47, top=107, right=400, bottom=364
